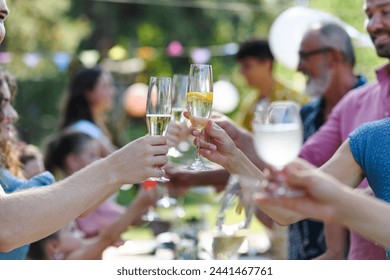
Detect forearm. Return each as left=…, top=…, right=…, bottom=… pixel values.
left=256, top=203, right=304, bottom=226
left=223, top=149, right=264, bottom=179
left=0, top=158, right=119, bottom=252
left=233, top=131, right=266, bottom=170
left=187, top=169, right=230, bottom=187
left=332, top=190, right=390, bottom=248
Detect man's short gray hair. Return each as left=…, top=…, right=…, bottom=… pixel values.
left=311, top=22, right=355, bottom=67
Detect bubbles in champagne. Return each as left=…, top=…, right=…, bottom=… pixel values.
left=187, top=91, right=213, bottom=131
left=212, top=229, right=247, bottom=260
left=146, top=114, right=172, bottom=136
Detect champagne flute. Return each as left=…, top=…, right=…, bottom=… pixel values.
left=146, top=76, right=172, bottom=182
left=253, top=101, right=304, bottom=197
left=185, top=64, right=213, bottom=171
left=167, top=74, right=189, bottom=158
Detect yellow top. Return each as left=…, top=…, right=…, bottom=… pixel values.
left=236, top=80, right=308, bottom=131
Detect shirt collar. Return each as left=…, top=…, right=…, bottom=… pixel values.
left=375, top=64, right=390, bottom=94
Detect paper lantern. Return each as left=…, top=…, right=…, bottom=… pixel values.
left=123, top=83, right=148, bottom=117
left=213, top=80, right=239, bottom=114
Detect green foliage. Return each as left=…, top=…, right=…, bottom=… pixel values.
left=6, top=0, right=89, bottom=53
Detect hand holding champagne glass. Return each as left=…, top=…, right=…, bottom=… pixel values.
left=146, top=76, right=172, bottom=182
left=253, top=101, right=304, bottom=197
left=186, top=64, right=213, bottom=171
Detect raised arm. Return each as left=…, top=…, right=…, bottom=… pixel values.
left=0, top=135, right=168, bottom=252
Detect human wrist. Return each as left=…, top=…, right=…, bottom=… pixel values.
left=222, top=148, right=243, bottom=174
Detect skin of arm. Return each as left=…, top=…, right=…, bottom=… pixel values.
left=314, top=140, right=364, bottom=260
left=0, top=135, right=168, bottom=252
left=257, top=159, right=390, bottom=249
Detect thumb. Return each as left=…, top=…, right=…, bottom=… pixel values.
left=183, top=111, right=190, bottom=120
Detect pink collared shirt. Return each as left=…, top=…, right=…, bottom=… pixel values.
left=299, top=64, right=390, bottom=260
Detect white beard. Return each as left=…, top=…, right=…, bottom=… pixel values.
left=305, top=67, right=333, bottom=98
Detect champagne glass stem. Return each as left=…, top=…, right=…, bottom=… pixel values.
left=195, top=132, right=202, bottom=164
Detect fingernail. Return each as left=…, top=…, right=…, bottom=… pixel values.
left=209, top=144, right=217, bottom=150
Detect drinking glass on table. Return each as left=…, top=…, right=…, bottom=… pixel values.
left=146, top=76, right=172, bottom=182
left=167, top=74, right=189, bottom=158
left=212, top=175, right=253, bottom=260
left=185, top=64, right=213, bottom=171
left=253, top=101, right=304, bottom=197
left=142, top=180, right=159, bottom=222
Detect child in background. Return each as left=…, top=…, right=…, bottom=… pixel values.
left=44, top=131, right=153, bottom=238
left=19, top=144, right=45, bottom=179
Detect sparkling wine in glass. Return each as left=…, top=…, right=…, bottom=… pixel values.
left=146, top=76, right=172, bottom=182
left=253, top=101, right=304, bottom=197
left=167, top=74, right=189, bottom=158
left=186, top=64, right=213, bottom=171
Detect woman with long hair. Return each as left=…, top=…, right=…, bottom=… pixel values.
left=0, top=68, right=55, bottom=259
left=59, top=67, right=116, bottom=156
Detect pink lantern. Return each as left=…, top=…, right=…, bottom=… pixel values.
left=166, top=40, right=184, bottom=57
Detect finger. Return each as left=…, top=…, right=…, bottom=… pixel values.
left=153, top=155, right=169, bottom=166
left=147, top=135, right=167, bottom=145
left=191, top=128, right=200, bottom=137
left=284, top=167, right=313, bottom=191
left=194, top=135, right=217, bottom=150
left=151, top=145, right=169, bottom=156
left=147, top=167, right=166, bottom=178
left=183, top=111, right=190, bottom=119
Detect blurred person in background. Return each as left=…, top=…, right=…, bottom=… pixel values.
left=59, top=67, right=117, bottom=157
left=19, top=144, right=45, bottom=179
left=44, top=131, right=155, bottom=238
left=0, top=68, right=55, bottom=259
left=235, top=38, right=308, bottom=131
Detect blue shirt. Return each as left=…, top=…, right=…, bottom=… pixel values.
left=68, top=120, right=103, bottom=139
left=0, top=169, right=55, bottom=260
left=349, top=118, right=390, bottom=259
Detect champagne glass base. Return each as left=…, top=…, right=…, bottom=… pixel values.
left=185, top=160, right=212, bottom=171
left=148, top=176, right=170, bottom=183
